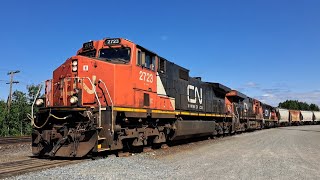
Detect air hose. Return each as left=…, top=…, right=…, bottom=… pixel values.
left=28, top=109, right=71, bottom=129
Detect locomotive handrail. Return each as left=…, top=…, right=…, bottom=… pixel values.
left=98, top=79, right=114, bottom=134
left=30, top=83, right=43, bottom=127
left=66, top=76, right=102, bottom=127
left=30, top=77, right=102, bottom=127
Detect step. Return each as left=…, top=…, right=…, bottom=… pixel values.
left=98, top=137, right=106, bottom=141
left=98, top=148, right=110, bottom=152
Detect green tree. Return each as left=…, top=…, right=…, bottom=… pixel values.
left=0, top=100, right=7, bottom=136
left=7, top=90, right=30, bottom=135
left=27, top=84, right=41, bottom=104
left=278, top=100, right=320, bottom=111
left=0, top=84, right=41, bottom=136
left=310, top=103, right=320, bottom=111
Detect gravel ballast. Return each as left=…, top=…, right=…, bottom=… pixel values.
left=9, top=125, right=320, bottom=180
left=0, top=143, right=31, bottom=163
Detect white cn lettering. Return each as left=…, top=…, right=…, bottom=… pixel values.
left=187, top=85, right=196, bottom=103
left=195, top=87, right=203, bottom=104
left=187, top=85, right=203, bottom=104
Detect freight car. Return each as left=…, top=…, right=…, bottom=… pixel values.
left=289, top=110, right=301, bottom=125
left=277, top=109, right=320, bottom=125
left=277, top=108, right=290, bottom=126
left=29, top=37, right=314, bottom=158
left=313, top=111, right=320, bottom=124
left=301, top=111, right=313, bottom=124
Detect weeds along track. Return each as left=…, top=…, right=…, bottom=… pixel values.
left=0, top=158, right=86, bottom=179
left=0, top=136, right=31, bottom=145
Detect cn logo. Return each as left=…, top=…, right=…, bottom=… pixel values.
left=187, top=85, right=203, bottom=104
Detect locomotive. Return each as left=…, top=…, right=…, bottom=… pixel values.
left=30, top=37, right=316, bottom=158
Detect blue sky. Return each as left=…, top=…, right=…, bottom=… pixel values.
left=0, top=0, right=319, bottom=106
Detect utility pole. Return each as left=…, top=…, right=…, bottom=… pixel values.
left=6, top=70, right=20, bottom=113
left=5, top=70, right=20, bottom=136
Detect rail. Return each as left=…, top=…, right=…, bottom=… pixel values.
left=0, top=136, right=31, bottom=145
left=98, top=79, right=114, bottom=133
left=0, top=158, right=86, bottom=179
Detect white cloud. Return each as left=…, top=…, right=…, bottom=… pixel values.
left=262, top=93, right=275, bottom=98
left=244, top=82, right=260, bottom=88
left=234, top=82, right=319, bottom=107
left=256, top=90, right=320, bottom=107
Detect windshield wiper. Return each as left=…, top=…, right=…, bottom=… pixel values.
left=110, top=58, right=128, bottom=64
left=96, top=57, right=112, bottom=62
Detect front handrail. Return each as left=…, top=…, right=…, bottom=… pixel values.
left=66, top=76, right=102, bottom=127
left=30, top=77, right=108, bottom=128
left=30, top=83, right=43, bottom=126
left=98, top=79, right=114, bottom=134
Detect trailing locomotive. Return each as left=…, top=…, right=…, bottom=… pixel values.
left=31, top=37, right=318, bottom=158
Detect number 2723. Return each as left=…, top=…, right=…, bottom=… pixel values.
left=139, top=71, right=153, bottom=83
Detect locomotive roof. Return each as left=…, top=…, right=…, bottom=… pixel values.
left=136, top=44, right=190, bottom=73
left=227, top=90, right=247, bottom=99
left=136, top=44, right=157, bottom=56
left=206, top=82, right=232, bottom=94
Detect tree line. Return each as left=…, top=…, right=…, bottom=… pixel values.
left=0, top=85, right=39, bottom=136
left=278, top=100, right=320, bottom=111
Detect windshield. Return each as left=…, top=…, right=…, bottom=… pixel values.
left=99, top=47, right=131, bottom=62
left=78, top=50, right=96, bottom=57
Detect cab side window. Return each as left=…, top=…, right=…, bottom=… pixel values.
left=137, top=50, right=155, bottom=71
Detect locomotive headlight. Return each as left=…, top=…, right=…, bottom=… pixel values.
left=72, top=60, right=78, bottom=72
left=70, top=96, right=78, bottom=104
left=72, top=66, right=78, bottom=72
left=72, top=60, right=78, bottom=66
left=35, top=98, right=44, bottom=107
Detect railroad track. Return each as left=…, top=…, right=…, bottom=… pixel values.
left=0, top=136, right=31, bottom=145
left=0, top=158, right=86, bottom=179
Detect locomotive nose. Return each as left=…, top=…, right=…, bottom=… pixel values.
left=50, top=57, right=81, bottom=106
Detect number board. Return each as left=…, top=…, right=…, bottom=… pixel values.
left=104, top=38, right=121, bottom=45
left=83, top=41, right=94, bottom=50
